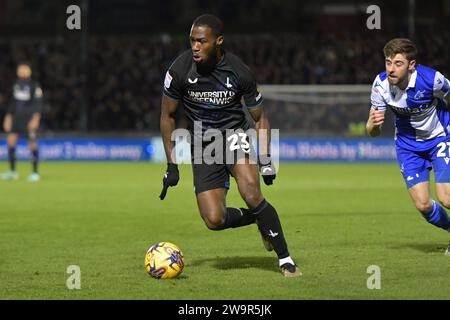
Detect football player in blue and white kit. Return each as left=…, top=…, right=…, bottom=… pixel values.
left=366, top=38, right=450, bottom=255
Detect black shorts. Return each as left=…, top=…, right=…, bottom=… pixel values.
left=192, top=162, right=234, bottom=194
left=11, top=117, right=30, bottom=135
left=191, top=131, right=256, bottom=194
left=9, top=113, right=39, bottom=138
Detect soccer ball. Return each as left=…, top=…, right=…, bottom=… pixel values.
left=144, top=242, right=184, bottom=279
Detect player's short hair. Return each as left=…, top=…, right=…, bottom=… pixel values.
left=383, top=38, right=417, bottom=61
left=17, top=61, right=32, bottom=69
left=192, top=14, right=224, bottom=37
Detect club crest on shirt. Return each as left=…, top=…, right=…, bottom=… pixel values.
left=225, top=77, right=232, bottom=88
left=414, top=90, right=425, bottom=100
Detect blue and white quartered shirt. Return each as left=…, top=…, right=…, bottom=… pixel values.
left=371, top=65, right=450, bottom=151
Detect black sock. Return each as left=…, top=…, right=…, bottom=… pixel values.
left=31, top=149, right=39, bottom=173
left=254, top=199, right=290, bottom=259
left=8, top=147, right=16, bottom=171
left=216, top=207, right=258, bottom=230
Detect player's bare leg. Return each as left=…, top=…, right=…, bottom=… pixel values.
left=232, top=158, right=302, bottom=277
left=1, top=133, right=19, bottom=180
left=196, top=187, right=257, bottom=230
left=409, top=181, right=450, bottom=255
left=232, top=160, right=264, bottom=208
left=435, top=183, right=450, bottom=209
left=196, top=188, right=227, bottom=229
left=407, top=181, right=432, bottom=213
left=7, top=133, right=18, bottom=154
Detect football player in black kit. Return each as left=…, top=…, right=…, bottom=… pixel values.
left=159, top=14, right=301, bottom=277
left=2, top=62, right=43, bottom=182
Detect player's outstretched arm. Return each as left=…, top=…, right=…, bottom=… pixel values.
left=159, top=94, right=180, bottom=200
left=160, top=94, right=179, bottom=164
left=248, top=106, right=276, bottom=185
left=366, top=106, right=385, bottom=137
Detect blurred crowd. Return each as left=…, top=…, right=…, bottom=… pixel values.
left=0, top=37, right=83, bottom=131
left=0, top=31, right=449, bottom=133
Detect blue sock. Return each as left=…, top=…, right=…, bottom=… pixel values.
left=421, top=200, right=450, bottom=230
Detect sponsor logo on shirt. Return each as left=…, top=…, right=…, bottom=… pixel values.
left=164, top=71, right=173, bottom=89
left=389, top=102, right=435, bottom=115
left=187, top=90, right=236, bottom=105
left=13, top=85, right=32, bottom=101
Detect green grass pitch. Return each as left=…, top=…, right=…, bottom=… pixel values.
left=1, top=162, right=449, bottom=299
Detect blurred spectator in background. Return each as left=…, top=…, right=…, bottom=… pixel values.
left=1, top=62, right=43, bottom=181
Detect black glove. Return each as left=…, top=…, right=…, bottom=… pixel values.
left=258, top=154, right=276, bottom=186
left=159, top=163, right=179, bottom=200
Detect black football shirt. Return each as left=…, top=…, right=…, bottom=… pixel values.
left=163, top=49, right=263, bottom=137
left=7, top=79, right=43, bottom=123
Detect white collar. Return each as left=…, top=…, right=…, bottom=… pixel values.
left=407, top=69, right=417, bottom=88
